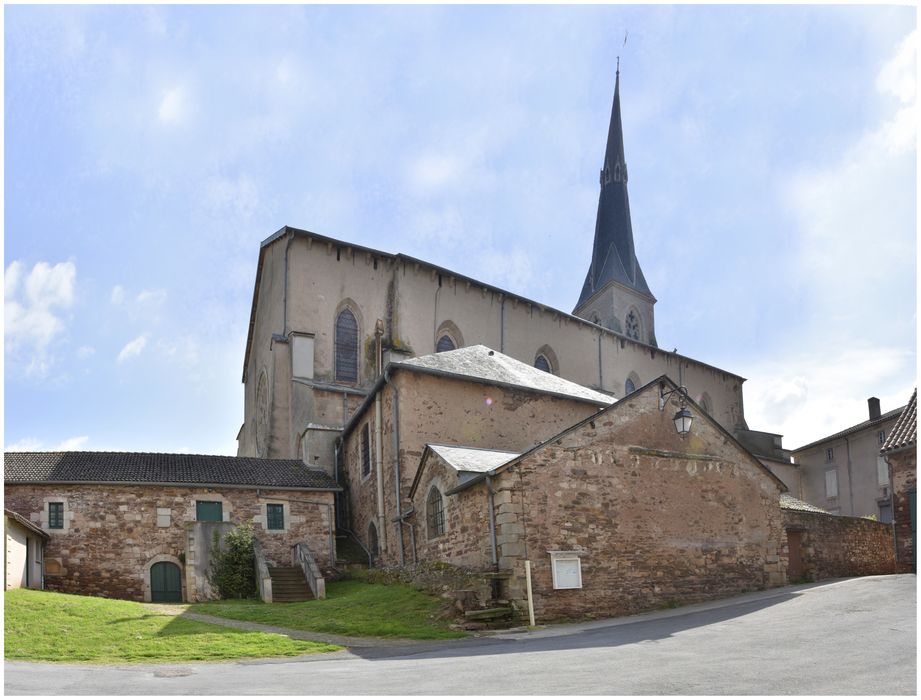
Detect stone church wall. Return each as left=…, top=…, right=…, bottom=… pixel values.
left=493, top=387, right=786, bottom=622
left=781, top=510, right=896, bottom=580
left=4, top=484, right=335, bottom=602
left=342, top=369, right=604, bottom=565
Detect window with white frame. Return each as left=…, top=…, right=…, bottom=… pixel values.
left=549, top=551, right=583, bottom=590
left=825, top=469, right=839, bottom=499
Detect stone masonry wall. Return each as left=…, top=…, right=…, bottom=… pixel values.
left=409, top=454, right=494, bottom=569
left=343, top=370, right=603, bottom=565
left=4, top=484, right=335, bottom=602
left=494, top=387, right=786, bottom=622
left=888, top=450, right=916, bottom=573
left=781, top=509, right=896, bottom=580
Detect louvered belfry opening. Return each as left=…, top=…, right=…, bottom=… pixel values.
left=335, top=308, right=359, bottom=382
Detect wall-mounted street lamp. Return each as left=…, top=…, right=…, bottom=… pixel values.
left=659, top=381, right=693, bottom=438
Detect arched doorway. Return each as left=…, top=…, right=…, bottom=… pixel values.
left=150, top=561, right=182, bottom=602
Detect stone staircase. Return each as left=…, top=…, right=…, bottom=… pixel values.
left=267, top=566, right=313, bottom=603
left=335, top=533, right=372, bottom=569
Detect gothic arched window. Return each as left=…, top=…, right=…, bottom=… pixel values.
left=535, top=354, right=552, bottom=373
left=625, top=378, right=636, bottom=395
left=625, top=311, right=640, bottom=341
left=335, top=308, right=359, bottom=383
left=436, top=335, right=456, bottom=353
left=427, top=486, right=445, bottom=539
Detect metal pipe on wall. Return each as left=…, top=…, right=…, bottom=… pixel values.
left=384, top=366, right=406, bottom=566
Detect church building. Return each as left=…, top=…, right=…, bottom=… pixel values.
left=237, top=68, right=775, bottom=484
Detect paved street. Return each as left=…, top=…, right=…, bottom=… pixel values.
left=6, top=575, right=916, bottom=695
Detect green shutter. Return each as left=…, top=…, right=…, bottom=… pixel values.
left=196, top=501, right=223, bottom=522
left=267, top=504, right=284, bottom=530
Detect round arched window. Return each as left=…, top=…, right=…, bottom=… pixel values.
left=427, top=486, right=445, bottom=538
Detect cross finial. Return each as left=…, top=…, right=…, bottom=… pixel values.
left=616, top=56, right=620, bottom=74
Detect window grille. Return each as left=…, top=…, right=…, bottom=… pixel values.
left=266, top=504, right=284, bottom=530
left=427, top=486, right=445, bottom=538
left=335, top=308, right=359, bottom=382
left=48, top=502, right=64, bottom=529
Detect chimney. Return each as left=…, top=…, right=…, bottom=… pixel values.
left=868, top=397, right=881, bottom=420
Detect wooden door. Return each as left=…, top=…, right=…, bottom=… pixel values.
left=151, top=562, right=182, bottom=602
left=787, top=531, right=804, bottom=581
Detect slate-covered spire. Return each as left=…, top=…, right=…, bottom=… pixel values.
left=575, top=66, right=654, bottom=311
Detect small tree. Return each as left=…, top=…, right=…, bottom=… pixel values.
left=209, top=523, right=257, bottom=599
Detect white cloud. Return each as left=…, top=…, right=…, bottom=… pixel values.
left=156, top=336, right=200, bottom=368
left=204, top=175, right=259, bottom=220
left=136, top=288, right=168, bottom=307
left=5, top=260, right=77, bottom=377
left=117, top=334, right=149, bottom=363
left=110, top=284, right=125, bottom=304
left=742, top=343, right=915, bottom=448
left=158, top=86, right=187, bottom=124
left=6, top=435, right=90, bottom=451
left=76, top=345, right=95, bottom=359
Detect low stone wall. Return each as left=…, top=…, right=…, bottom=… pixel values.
left=362, top=561, right=499, bottom=614
left=782, top=509, right=896, bottom=581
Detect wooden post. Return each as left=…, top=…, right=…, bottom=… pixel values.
left=525, top=560, right=536, bottom=627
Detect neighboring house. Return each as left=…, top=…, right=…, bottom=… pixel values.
left=339, top=345, right=615, bottom=564
left=792, top=397, right=904, bottom=520
left=4, top=452, right=340, bottom=602
left=404, top=374, right=790, bottom=621
left=882, top=389, right=917, bottom=573
left=4, top=509, right=49, bottom=591
left=237, top=68, right=761, bottom=477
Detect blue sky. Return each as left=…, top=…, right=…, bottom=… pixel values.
left=4, top=4, right=916, bottom=454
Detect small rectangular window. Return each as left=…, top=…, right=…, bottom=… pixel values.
left=48, top=502, right=64, bottom=529
left=196, top=501, right=223, bottom=522
left=825, top=469, right=839, bottom=499
left=266, top=504, right=284, bottom=530
left=878, top=430, right=887, bottom=445
left=361, top=423, right=372, bottom=478
left=825, top=448, right=834, bottom=462
left=157, top=508, right=172, bottom=528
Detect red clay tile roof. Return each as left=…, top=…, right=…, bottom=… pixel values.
left=881, top=389, right=917, bottom=454
left=4, top=451, right=340, bottom=490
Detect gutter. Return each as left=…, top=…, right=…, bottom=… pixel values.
left=6, top=480, right=341, bottom=493
left=384, top=366, right=406, bottom=565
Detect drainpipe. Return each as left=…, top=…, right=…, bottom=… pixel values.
left=282, top=231, right=294, bottom=337
left=384, top=365, right=406, bottom=566
left=486, top=476, right=499, bottom=570
left=500, top=296, right=506, bottom=353
left=333, top=439, right=342, bottom=528
left=884, top=454, right=898, bottom=568
left=597, top=329, right=604, bottom=389
left=844, top=436, right=855, bottom=515
left=432, top=279, right=442, bottom=350
left=374, top=322, right=387, bottom=552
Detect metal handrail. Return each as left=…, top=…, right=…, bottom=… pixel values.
left=338, top=527, right=374, bottom=568
left=292, top=542, right=326, bottom=600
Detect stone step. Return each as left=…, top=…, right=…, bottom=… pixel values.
left=464, top=607, right=514, bottom=621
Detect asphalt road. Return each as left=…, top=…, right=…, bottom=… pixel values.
left=6, top=575, right=916, bottom=695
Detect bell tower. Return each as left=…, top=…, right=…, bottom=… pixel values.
left=573, top=65, right=657, bottom=346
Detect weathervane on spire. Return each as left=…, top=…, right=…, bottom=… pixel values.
left=617, top=31, right=627, bottom=74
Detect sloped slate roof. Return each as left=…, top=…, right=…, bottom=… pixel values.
left=397, top=345, right=616, bottom=406
left=779, top=494, right=829, bottom=514
left=4, top=452, right=339, bottom=490
left=428, top=445, right=521, bottom=474
left=792, top=405, right=905, bottom=453
left=881, top=389, right=916, bottom=453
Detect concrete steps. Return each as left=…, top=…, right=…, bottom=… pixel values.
left=268, top=566, right=313, bottom=603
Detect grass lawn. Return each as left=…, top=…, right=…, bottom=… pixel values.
left=191, top=579, right=466, bottom=640
left=5, top=589, right=342, bottom=663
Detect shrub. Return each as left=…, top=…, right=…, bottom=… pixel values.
left=209, top=523, right=257, bottom=599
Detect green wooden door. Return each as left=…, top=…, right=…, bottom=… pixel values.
left=150, top=562, right=182, bottom=602
left=196, top=500, right=223, bottom=522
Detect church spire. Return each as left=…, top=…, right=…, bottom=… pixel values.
left=574, top=64, right=656, bottom=344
